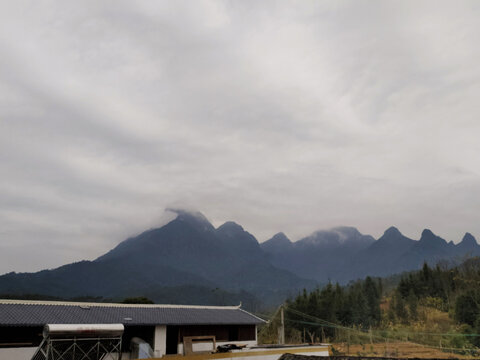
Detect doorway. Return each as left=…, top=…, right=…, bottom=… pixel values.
left=166, top=326, right=179, bottom=355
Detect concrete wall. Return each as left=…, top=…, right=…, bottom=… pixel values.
left=212, top=350, right=329, bottom=360
left=177, top=340, right=257, bottom=355
left=174, top=324, right=258, bottom=355
left=153, top=325, right=167, bottom=358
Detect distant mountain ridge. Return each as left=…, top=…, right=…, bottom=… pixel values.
left=0, top=209, right=479, bottom=308
left=262, top=226, right=480, bottom=283
left=261, top=226, right=375, bottom=282
left=0, top=209, right=314, bottom=309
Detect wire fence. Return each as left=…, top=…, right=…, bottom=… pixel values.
left=257, top=306, right=480, bottom=357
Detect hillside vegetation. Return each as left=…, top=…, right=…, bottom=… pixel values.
left=259, top=258, right=480, bottom=356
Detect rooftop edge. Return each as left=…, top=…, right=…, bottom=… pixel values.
left=0, top=299, right=242, bottom=310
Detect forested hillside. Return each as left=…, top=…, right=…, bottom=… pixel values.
left=260, top=258, right=480, bottom=354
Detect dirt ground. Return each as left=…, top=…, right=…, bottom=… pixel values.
left=331, top=341, right=477, bottom=359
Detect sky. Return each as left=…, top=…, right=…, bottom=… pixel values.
left=1, top=0, right=480, bottom=274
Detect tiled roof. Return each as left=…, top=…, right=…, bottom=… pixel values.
left=0, top=300, right=265, bottom=327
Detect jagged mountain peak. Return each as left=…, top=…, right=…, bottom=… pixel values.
left=384, top=226, right=402, bottom=236
left=270, top=232, right=291, bottom=244
left=421, top=228, right=435, bottom=238
left=375, top=226, right=412, bottom=245
left=420, top=229, right=444, bottom=241
left=260, top=232, right=292, bottom=254
left=461, top=232, right=477, bottom=244
left=216, top=221, right=259, bottom=250
left=418, top=229, right=448, bottom=248
left=217, top=221, right=244, bottom=233
left=458, top=232, right=478, bottom=249
left=167, top=208, right=215, bottom=232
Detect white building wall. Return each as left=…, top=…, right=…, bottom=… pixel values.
left=153, top=325, right=167, bottom=358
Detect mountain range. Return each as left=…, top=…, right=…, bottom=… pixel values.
left=0, top=209, right=479, bottom=309
left=262, top=226, right=480, bottom=283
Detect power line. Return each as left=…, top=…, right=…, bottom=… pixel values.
left=271, top=306, right=480, bottom=353
left=285, top=307, right=480, bottom=338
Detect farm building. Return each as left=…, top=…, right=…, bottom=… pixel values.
left=0, top=299, right=264, bottom=359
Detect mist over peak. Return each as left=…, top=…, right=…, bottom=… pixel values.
left=299, top=226, right=374, bottom=248
left=166, top=208, right=215, bottom=232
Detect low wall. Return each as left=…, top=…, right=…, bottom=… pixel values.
left=177, top=340, right=257, bottom=355
left=280, top=356, right=461, bottom=360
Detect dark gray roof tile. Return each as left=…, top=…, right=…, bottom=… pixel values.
left=0, top=301, right=265, bottom=326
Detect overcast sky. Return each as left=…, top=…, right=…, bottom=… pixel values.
left=1, top=0, right=480, bottom=274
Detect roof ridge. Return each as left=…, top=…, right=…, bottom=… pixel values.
left=0, top=299, right=241, bottom=310
left=238, top=308, right=267, bottom=323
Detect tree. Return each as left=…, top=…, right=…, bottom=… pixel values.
left=407, top=289, right=418, bottom=320
left=122, top=296, right=154, bottom=304
left=394, top=291, right=408, bottom=323
left=455, top=290, right=479, bottom=326
left=364, top=277, right=381, bottom=327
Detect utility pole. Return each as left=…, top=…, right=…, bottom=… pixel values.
left=279, top=305, right=285, bottom=345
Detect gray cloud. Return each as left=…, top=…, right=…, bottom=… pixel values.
left=1, top=0, right=480, bottom=274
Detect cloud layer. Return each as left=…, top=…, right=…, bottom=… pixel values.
left=1, top=0, right=480, bottom=273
